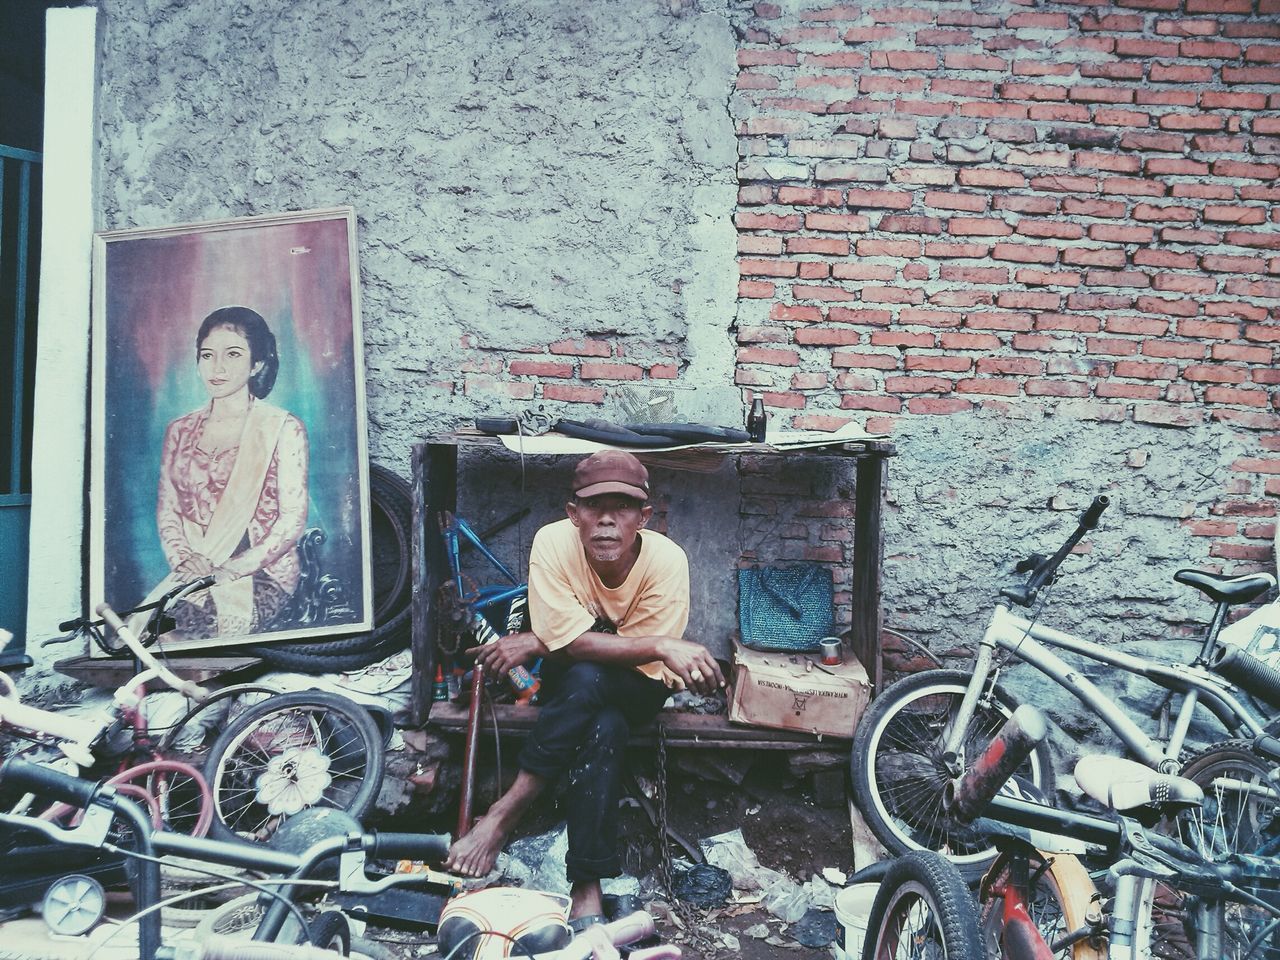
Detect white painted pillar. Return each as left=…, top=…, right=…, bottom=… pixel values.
left=27, top=7, right=98, bottom=669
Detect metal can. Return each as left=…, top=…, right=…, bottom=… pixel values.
left=819, top=637, right=843, bottom=666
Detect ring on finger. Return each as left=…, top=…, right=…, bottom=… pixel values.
left=690, top=669, right=704, bottom=681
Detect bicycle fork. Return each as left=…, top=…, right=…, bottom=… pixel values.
left=941, top=623, right=1000, bottom=777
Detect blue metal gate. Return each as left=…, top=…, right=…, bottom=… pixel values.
left=0, top=143, right=41, bottom=667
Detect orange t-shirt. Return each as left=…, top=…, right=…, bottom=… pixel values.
left=527, top=518, right=690, bottom=686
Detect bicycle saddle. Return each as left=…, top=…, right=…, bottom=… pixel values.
left=1174, top=569, right=1276, bottom=606
left=1074, top=755, right=1203, bottom=817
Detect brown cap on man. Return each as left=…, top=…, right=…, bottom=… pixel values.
left=572, top=450, right=650, bottom=501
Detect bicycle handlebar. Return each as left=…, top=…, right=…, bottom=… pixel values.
left=96, top=595, right=214, bottom=702
left=60, top=578, right=216, bottom=636
left=365, top=830, right=451, bottom=861
left=0, top=756, right=101, bottom=807
left=1001, top=495, right=1110, bottom=607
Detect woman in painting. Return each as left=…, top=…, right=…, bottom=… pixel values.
left=153, top=306, right=309, bottom=639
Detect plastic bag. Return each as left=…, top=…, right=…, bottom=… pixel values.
left=1220, top=602, right=1280, bottom=668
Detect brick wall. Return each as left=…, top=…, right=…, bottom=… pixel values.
left=731, top=0, right=1280, bottom=604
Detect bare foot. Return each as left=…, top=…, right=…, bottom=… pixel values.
left=569, top=879, right=604, bottom=921
left=444, top=815, right=508, bottom=877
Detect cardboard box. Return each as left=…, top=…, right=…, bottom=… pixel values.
left=728, top=640, right=870, bottom=739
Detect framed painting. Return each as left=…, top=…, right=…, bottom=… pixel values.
left=90, top=207, right=373, bottom=655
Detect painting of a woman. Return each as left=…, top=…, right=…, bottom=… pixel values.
left=92, top=208, right=372, bottom=655
left=155, top=307, right=308, bottom=638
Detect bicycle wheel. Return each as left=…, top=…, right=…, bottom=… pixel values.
left=106, top=759, right=214, bottom=837
left=303, top=910, right=351, bottom=953
left=850, top=669, right=1056, bottom=878
left=863, top=850, right=983, bottom=960
left=1157, top=741, right=1280, bottom=960
left=202, top=691, right=385, bottom=843
left=978, top=845, right=1104, bottom=960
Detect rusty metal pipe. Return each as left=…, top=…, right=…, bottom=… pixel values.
left=456, top=667, right=485, bottom=838
left=944, top=704, right=1049, bottom=825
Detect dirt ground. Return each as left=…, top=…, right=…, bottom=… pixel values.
left=363, top=749, right=856, bottom=959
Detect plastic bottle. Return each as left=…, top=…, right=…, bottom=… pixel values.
left=432, top=664, right=449, bottom=702
left=471, top=608, right=539, bottom=697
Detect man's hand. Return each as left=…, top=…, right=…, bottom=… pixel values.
left=175, top=554, right=215, bottom=579
left=656, top=638, right=725, bottom=696
left=469, top=631, right=549, bottom=679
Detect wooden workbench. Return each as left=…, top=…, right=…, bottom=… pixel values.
left=408, top=430, right=894, bottom=732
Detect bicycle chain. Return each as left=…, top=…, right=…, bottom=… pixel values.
left=655, top=723, right=717, bottom=953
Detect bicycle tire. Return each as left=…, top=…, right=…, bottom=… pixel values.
left=863, top=850, right=983, bottom=960
left=978, top=844, right=1104, bottom=960
left=106, top=758, right=214, bottom=838
left=850, top=669, right=1056, bottom=879
left=241, top=463, right=414, bottom=670
left=1159, top=740, right=1280, bottom=960
left=202, top=691, right=385, bottom=844
left=303, top=910, right=351, bottom=953
left=153, top=684, right=284, bottom=756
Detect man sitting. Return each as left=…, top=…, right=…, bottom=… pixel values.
left=444, top=450, right=725, bottom=926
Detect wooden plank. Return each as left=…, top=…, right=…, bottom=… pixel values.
left=410, top=443, right=457, bottom=727
left=425, top=700, right=850, bottom=749
left=852, top=453, right=887, bottom=694
left=54, top=653, right=262, bottom=688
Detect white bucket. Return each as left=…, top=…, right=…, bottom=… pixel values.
left=833, top=883, right=880, bottom=960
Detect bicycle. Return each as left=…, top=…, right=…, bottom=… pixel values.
left=851, top=495, right=1280, bottom=876
left=0, top=583, right=386, bottom=844
left=0, top=756, right=678, bottom=960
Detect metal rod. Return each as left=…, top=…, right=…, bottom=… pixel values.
left=10, top=160, right=30, bottom=495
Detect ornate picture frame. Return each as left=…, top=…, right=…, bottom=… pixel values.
left=90, top=207, right=373, bottom=655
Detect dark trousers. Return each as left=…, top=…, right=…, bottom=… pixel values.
left=518, top=660, right=670, bottom=883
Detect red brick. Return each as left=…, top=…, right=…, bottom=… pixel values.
left=1117, top=37, right=1181, bottom=56
left=862, top=286, right=926, bottom=304
left=1185, top=364, right=1248, bottom=383
left=1062, top=198, right=1127, bottom=218
left=906, top=355, right=973, bottom=373
left=846, top=189, right=914, bottom=210
left=1072, top=293, right=1136, bottom=311
left=792, top=328, right=859, bottom=346
left=1087, top=337, right=1140, bottom=356
left=1062, top=248, right=1127, bottom=268
left=1202, top=254, right=1267, bottom=274
left=737, top=72, right=781, bottom=91
left=1074, top=152, right=1142, bottom=174
left=1134, top=250, right=1199, bottom=269
left=906, top=397, right=975, bottom=414
left=1027, top=379, right=1091, bottom=397
left=997, top=291, right=1061, bottom=309
left=880, top=215, right=944, bottom=234
left=1017, top=269, right=1082, bottom=287
left=793, top=284, right=860, bottom=302
left=1133, top=204, right=1198, bottom=223
left=1030, top=175, right=1099, bottom=193
left=738, top=49, right=800, bottom=66
left=650, top=364, right=679, bottom=379
left=886, top=374, right=956, bottom=394
left=945, top=52, right=1007, bottom=71
left=1145, top=158, right=1210, bottom=176
left=956, top=378, right=1020, bottom=396
left=739, top=280, right=776, bottom=299
left=1136, top=296, right=1198, bottom=317
left=1143, top=340, right=1205, bottom=360
left=798, top=262, right=831, bottom=280
left=940, top=265, right=1009, bottom=283
left=543, top=384, right=606, bottom=404
left=966, top=311, right=1035, bottom=331
left=806, top=213, right=872, bottom=232
left=1095, top=109, right=1151, bottom=127
left=1070, top=85, right=1136, bottom=104
left=977, top=356, right=1046, bottom=375
left=738, top=326, right=789, bottom=344
left=925, top=191, right=988, bottom=213
left=770, top=303, right=824, bottom=323
left=786, top=236, right=850, bottom=255
left=829, top=266, right=894, bottom=285
left=1134, top=404, right=1207, bottom=427
left=1000, top=83, right=1070, bottom=102
left=510, top=359, right=573, bottom=378
left=829, top=307, right=894, bottom=325
left=1097, top=381, right=1161, bottom=399
left=1212, top=160, right=1280, bottom=179
left=1114, top=359, right=1177, bottom=379
left=941, top=332, right=1003, bottom=351
left=1151, top=63, right=1215, bottom=83
left=831, top=349, right=899, bottom=367
left=1246, top=325, right=1280, bottom=343
left=550, top=339, right=612, bottom=357
left=1154, top=275, right=1217, bottom=295
left=1089, top=224, right=1155, bottom=243
left=1027, top=104, right=1091, bottom=122
left=1206, top=387, right=1269, bottom=406
left=994, top=195, right=1058, bottom=215
left=900, top=308, right=963, bottom=327
left=959, top=169, right=1028, bottom=188
left=993, top=243, right=1059, bottom=264
left=925, top=241, right=992, bottom=259
left=736, top=213, right=803, bottom=231
left=856, top=239, right=921, bottom=257
left=1111, top=317, right=1172, bottom=335
left=1184, top=519, right=1239, bottom=537
left=581, top=362, right=644, bottom=380
left=833, top=371, right=878, bottom=391
left=740, top=258, right=799, bottom=278
left=840, top=395, right=903, bottom=413
left=1013, top=333, right=1077, bottom=352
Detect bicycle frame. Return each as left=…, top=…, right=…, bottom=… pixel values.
left=944, top=604, right=1270, bottom=776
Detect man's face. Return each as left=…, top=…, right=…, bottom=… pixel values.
left=567, top=494, right=652, bottom=566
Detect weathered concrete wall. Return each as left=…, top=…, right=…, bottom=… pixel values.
left=95, top=0, right=741, bottom=477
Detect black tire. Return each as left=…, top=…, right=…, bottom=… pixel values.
left=1153, top=740, right=1280, bottom=960
left=245, top=463, right=413, bottom=671
left=303, top=910, right=351, bottom=954
left=862, top=850, right=983, bottom=960
left=202, top=691, right=385, bottom=844
left=850, top=669, right=1056, bottom=879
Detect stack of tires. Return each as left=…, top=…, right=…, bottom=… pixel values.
left=245, top=464, right=414, bottom=674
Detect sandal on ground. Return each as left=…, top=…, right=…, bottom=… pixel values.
left=568, top=914, right=607, bottom=934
